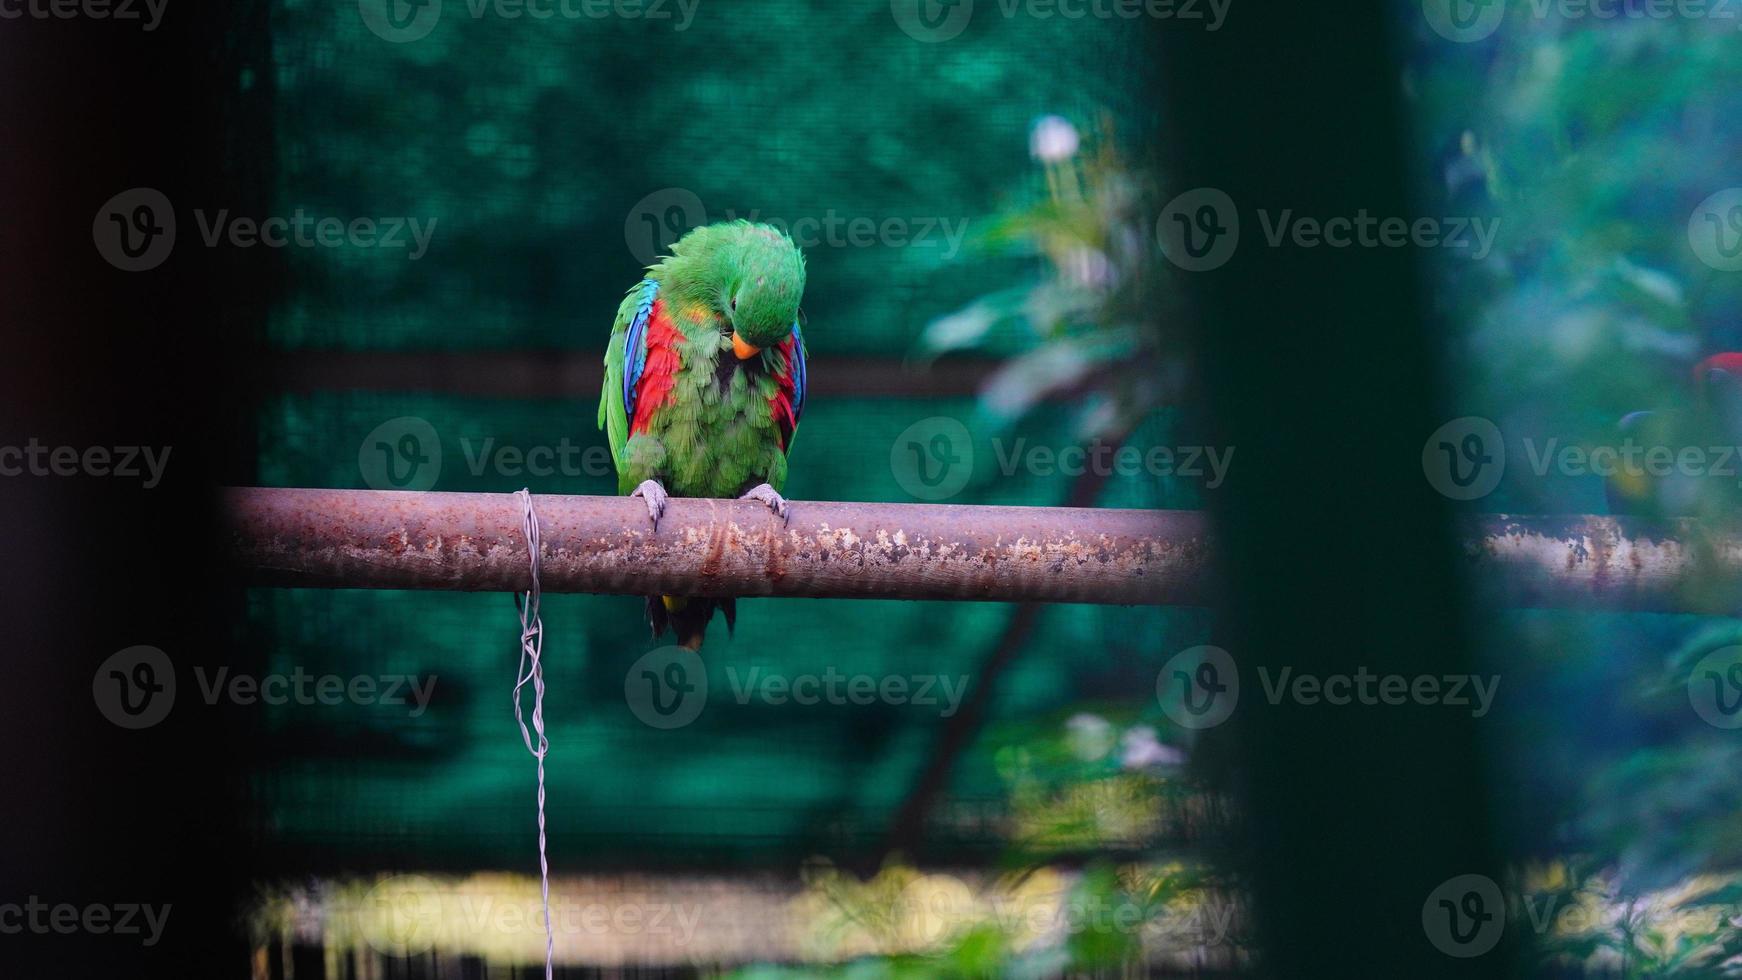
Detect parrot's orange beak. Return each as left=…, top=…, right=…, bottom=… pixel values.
left=731, top=331, right=761, bottom=360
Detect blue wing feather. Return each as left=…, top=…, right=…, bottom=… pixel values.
left=622, top=280, right=659, bottom=426
left=791, top=320, right=807, bottom=425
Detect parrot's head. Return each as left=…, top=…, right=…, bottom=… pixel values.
left=666, top=221, right=805, bottom=360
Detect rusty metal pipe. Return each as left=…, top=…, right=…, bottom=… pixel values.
left=223, top=487, right=1211, bottom=605
left=221, top=489, right=1742, bottom=611
left=1457, top=514, right=1742, bottom=615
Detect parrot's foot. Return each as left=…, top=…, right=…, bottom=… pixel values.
left=631, top=479, right=669, bottom=531
left=739, top=483, right=790, bottom=525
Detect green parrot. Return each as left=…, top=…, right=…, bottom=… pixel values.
left=599, top=221, right=809, bottom=649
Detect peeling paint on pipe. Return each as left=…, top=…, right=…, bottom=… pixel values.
left=1458, top=514, right=1742, bottom=615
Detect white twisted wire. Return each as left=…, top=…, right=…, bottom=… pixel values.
left=511, top=489, right=554, bottom=980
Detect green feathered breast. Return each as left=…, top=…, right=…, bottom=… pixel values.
left=598, top=221, right=809, bottom=499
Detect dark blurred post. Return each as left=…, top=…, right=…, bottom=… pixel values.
left=0, top=5, right=270, bottom=977
left=1154, top=4, right=1517, bottom=976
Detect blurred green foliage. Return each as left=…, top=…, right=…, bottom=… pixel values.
left=1402, top=10, right=1742, bottom=974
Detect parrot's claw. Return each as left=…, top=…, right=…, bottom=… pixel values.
left=631, top=480, right=669, bottom=531
left=740, top=483, right=790, bottom=525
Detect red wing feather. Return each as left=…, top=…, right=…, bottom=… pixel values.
left=630, top=300, right=682, bottom=436
left=768, top=333, right=801, bottom=450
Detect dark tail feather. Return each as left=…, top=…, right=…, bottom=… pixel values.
left=645, top=596, right=736, bottom=651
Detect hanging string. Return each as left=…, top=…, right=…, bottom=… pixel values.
left=511, top=489, right=555, bottom=980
